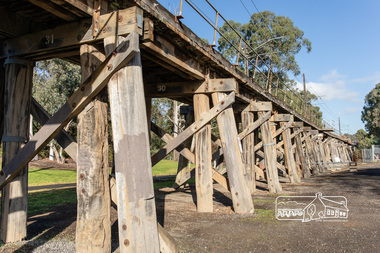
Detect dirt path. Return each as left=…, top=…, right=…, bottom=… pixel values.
left=1, top=165, right=379, bottom=252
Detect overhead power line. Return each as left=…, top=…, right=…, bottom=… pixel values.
left=239, top=0, right=252, bottom=18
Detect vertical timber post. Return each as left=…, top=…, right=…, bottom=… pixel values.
left=281, top=123, right=300, bottom=183
left=193, top=94, right=213, bottom=212
left=241, top=108, right=256, bottom=194
left=0, top=60, right=4, bottom=142
left=294, top=128, right=309, bottom=178
left=259, top=111, right=282, bottom=193
left=76, top=44, right=111, bottom=252
left=304, top=131, right=317, bottom=175
left=212, top=92, right=254, bottom=213
left=1, top=59, right=33, bottom=242
left=104, top=35, right=160, bottom=252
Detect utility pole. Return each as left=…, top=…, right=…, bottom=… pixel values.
left=338, top=117, right=341, bottom=136
left=303, top=73, right=307, bottom=111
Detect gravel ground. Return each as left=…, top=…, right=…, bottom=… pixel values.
left=1, top=165, right=379, bottom=252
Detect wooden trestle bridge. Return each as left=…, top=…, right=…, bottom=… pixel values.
left=0, top=0, right=353, bottom=252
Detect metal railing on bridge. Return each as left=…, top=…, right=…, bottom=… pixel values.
left=176, top=0, right=324, bottom=128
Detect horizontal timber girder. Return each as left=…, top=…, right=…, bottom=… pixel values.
left=1, top=7, right=143, bottom=59
left=0, top=32, right=139, bottom=189
left=145, top=78, right=238, bottom=97
left=151, top=92, right=235, bottom=166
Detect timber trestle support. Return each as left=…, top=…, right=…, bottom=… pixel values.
left=0, top=1, right=354, bottom=251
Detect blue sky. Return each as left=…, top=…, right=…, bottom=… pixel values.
left=157, top=0, right=380, bottom=135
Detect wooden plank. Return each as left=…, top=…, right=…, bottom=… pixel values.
left=212, top=92, right=254, bottom=214
left=254, top=165, right=266, bottom=180
left=151, top=92, right=235, bottom=166
left=50, top=0, right=94, bottom=16
left=0, top=60, right=4, bottom=142
left=2, top=7, right=143, bottom=59
left=256, top=150, right=286, bottom=174
left=294, top=127, right=309, bottom=179
left=241, top=109, right=255, bottom=194
left=249, top=101, right=272, bottom=112
left=281, top=122, right=300, bottom=183
left=28, top=0, right=79, bottom=21
left=76, top=43, right=111, bottom=252
left=0, top=32, right=139, bottom=190
left=30, top=98, right=77, bottom=161
left=109, top=177, right=178, bottom=253
left=303, top=127, right=312, bottom=131
left=1, top=60, right=33, bottom=243
left=173, top=112, right=194, bottom=189
left=258, top=111, right=282, bottom=193
left=193, top=93, right=213, bottom=212
left=279, top=128, right=302, bottom=149
left=104, top=37, right=160, bottom=252
left=211, top=169, right=230, bottom=191
left=145, top=78, right=238, bottom=97
left=143, top=17, right=154, bottom=42
left=150, top=122, right=195, bottom=163
left=0, top=7, right=46, bottom=38
left=141, top=35, right=205, bottom=80
left=289, top=122, right=303, bottom=128
left=255, top=121, right=291, bottom=151
left=270, top=114, right=293, bottom=122
left=239, top=111, right=271, bottom=140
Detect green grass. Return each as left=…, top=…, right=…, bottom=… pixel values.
left=152, top=159, right=179, bottom=176
left=29, top=167, right=77, bottom=186
left=28, top=188, right=77, bottom=215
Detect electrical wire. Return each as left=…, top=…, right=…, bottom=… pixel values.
left=239, top=0, right=252, bottom=18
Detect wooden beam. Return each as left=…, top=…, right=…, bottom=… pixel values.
left=194, top=93, right=213, bottom=212
left=239, top=111, right=271, bottom=140
left=31, top=98, right=77, bottom=161
left=281, top=123, right=300, bottom=183
left=145, top=78, right=238, bottom=97
left=2, top=7, right=143, bottom=59
left=241, top=109, right=255, bottom=194
left=28, top=0, right=79, bottom=21
left=270, top=114, right=293, bottom=122
left=1, top=59, right=33, bottom=243
left=50, top=0, right=94, bottom=17
left=249, top=101, right=272, bottom=111
left=289, top=122, right=303, bottom=128
left=141, top=35, right=205, bottom=80
left=255, top=121, right=292, bottom=151
left=151, top=92, right=235, bottom=166
left=76, top=43, right=111, bottom=252
left=109, top=177, right=179, bottom=253
left=0, top=7, right=46, bottom=38
left=0, top=32, right=139, bottom=190
left=258, top=111, right=282, bottom=193
left=105, top=35, right=160, bottom=252
left=212, top=92, right=254, bottom=214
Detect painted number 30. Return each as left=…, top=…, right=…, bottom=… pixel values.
left=157, top=85, right=166, bottom=92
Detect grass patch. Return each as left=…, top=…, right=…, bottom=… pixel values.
left=244, top=209, right=278, bottom=224
left=29, top=167, right=77, bottom=186
left=152, top=160, right=179, bottom=176
left=28, top=188, right=77, bottom=215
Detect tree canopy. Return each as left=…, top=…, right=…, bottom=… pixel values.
left=218, top=11, right=311, bottom=78
left=362, top=83, right=380, bottom=142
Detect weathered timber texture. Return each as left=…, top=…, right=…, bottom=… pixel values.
left=30, top=98, right=77, bottom=161
left=241, top=109, right=255, bottom=194
left=303, top=132, right=317, bottom=175
left=76, top=44, right=111, bottom=252
left=281, top=122, right=300, bottom=183
left=294, top=128, right=309, bottom=178
left=258, top=111, right=282, bottom=193
left=194, top=93, right=213, bottom=212
left=0, top=61, right=4, bottom=141
left=104, top=37, right=160, bottom=252
left=212, top=92, right=253, bottom=214
left=174, top=112, right=194, bottom=189
left=0, top=32, right=138, bottom=190
left=1, top=61, right=33, bottom=243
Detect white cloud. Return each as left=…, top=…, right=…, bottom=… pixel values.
left=320, top=70, right=346, bottom=82
left=350, top=71, right=380, bottom=84
left=345, top=108, right=359, bottom=114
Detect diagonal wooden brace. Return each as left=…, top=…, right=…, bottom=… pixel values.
left=31, top=97, right=78, bottom=162
left=255, top=120, right=292, bottom=151
left=151, top=92, right=235, bottom=166
left=0, top=32, right=139, bottom=189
